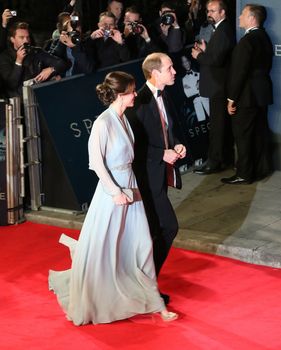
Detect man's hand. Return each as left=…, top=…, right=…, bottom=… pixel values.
left=90, top=28, right=104, bottom=40
left=174, top=144, right=186, bottom=159
left=191, top=40, right=206, bottom=59
left=60, top=31, right=75, bottom=47
left=163, top=149, right=180, bottom=164
left=34, top=67, right=54, bottom=83
left=2, top=9, right=12, bottom=28
left=227, top=100, right=236, bottom=115
left=111, top=29, right=123, bottom=44
left=160, top=23, right=170, bottom=36
left=16, top=45, right=27, bottom=65
left=139, top=24, right=150, bottom=41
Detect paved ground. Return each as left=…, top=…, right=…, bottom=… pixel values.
left=25, top=169, right=281, bottom=268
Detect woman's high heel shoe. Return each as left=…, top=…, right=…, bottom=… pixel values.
left=160, top=310, right=178, bottom=322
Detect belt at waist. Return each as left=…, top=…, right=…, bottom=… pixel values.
left=110, top=163, right=132, bottom=171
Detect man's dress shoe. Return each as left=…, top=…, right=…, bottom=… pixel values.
left=221, top=175, right=251, bottom=184
left=194, top=164, right=223, bottom=175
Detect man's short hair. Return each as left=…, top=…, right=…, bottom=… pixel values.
left=9, top=22, right=30, bottom=38
left=125, top=6, right=141, bottom=16
left=206, top=0, right=228, bottom=13
left=160, top=1, right=176, bottom=11
left=99, top=11, right=116, bottom=22
left=142, top=52, right=168, bottom=80
left=246, top=4, right=267, bottom=26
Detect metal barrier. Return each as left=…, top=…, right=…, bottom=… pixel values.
left=0, top=98, right=25, bottom=225
left=22, top=86, right=43, bottom=211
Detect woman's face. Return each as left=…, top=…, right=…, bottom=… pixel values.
left=120, top=85, right=137, bottom=108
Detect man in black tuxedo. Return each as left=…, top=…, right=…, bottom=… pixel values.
left=127, top=53, right=186, bottom=288
left=191, top=0, right=235, bottom=174
left=221, top=4, right=273, bottom=185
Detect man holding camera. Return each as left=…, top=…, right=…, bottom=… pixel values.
left=48, top=14, right=95, bottom=76
left=0, top=22, right=69, bottom=98
left=150, top=1, right=185, bottom=54
left=123, top=6, right=159, bottom=60
left=88, top=11, right=130, bottom=69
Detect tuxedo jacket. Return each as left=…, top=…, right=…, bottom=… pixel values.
left=197, top=19, right=235, bottom=98
left=127, top=84, right=180, bottom=196
left=227, top=28, right=273, bottom=107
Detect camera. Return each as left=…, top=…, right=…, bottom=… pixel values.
left=23, top=43, right=40, bottom=55
left=103, top=28, right=112, bottom=39
left=67, top=30, right=81, bottom=44
left=10, top=10, right=17, bottom=16
left=66, top=15, right=81, bottom=45
left=160, top=12, right=175, bottom=26
left=129, top=22, right=144, bottom=35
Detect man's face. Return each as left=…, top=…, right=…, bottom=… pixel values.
left=108, top=1, right=123, bottom=20
left=98, top=16, right=116, bottom=30
left=11, top=28, right=31, bottom=50
left=206, top=1, right=225, bottom=24
left=124, top=11, right=140, bottom=25
left=239, top=6, right=253, bottom=29
left=155, top=56, right=176, bottom=87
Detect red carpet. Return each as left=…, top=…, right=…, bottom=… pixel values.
left=1, top=222, right=281, bottom=350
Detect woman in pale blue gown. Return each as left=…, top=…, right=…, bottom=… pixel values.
left=49, top=71, right=178, bottom=325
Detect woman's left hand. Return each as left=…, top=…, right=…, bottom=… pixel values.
left=113, top=192, right=132, bottom=205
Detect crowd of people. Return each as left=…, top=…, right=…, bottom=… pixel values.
left=0, top=1, right=221, bottom=99
left=0, top=0, right=274, bottom=325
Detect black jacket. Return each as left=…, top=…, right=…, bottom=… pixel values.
left=87, top=37, right=130, bottom=69
left=197, top=19, right=235, bottom=98
left=228, top=28, right=273, bottom=107
left=48, top=39, right=95, bottom=76
left=127, top=84, right=180, bottom=196
left=0, top=45, right=69, bottom=97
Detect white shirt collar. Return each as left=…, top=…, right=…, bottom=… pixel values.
left=245, top=26, right=259, bottom=35
left=146, top=81, right=161, bottom=98
left=214, top=18, right=225, bottom=29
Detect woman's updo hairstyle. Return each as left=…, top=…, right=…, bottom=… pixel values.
left=96, top=71, right=135, bottom=106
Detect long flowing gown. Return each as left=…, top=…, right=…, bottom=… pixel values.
left=49, top=106, right=165, bottom=325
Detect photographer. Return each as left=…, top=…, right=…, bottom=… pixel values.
left=48, top=13, right=95, bottom=76
left=0, top=22, right=69, bottom=98
left=150, top=1, right=185, bottom=54
left=123, top=6, right=159, bottom=59
left=88, top=11, right=130, bottom=69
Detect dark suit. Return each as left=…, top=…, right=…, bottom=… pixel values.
left=197, top=19, right=236, bottom=167
left=87, top=37, right=130, bottom=69
left=127, top=84, right=179, bottom=275
left=227, top=28, right=273, bottom=181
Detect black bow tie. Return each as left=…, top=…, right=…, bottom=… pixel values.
left=156, top=89, right=163, bottom=97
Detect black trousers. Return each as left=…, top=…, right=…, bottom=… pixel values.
left=142, top=186, right=178, bottom=276
left=231, top=106, right=272, bottom=181
left=208, top=96, right=234, bottom=167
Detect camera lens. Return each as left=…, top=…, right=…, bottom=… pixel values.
left=160, top=13, right=175, bottom=25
